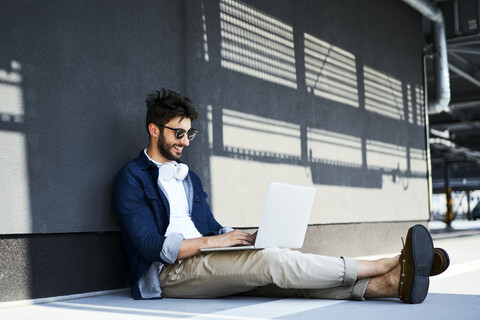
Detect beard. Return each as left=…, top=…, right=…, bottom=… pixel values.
left=157, top=135, right=183, bottom=161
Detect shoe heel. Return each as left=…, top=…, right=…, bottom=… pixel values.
left=411, top=275, right=429, bottom=303
left=410, top=225, right=434, bottom=304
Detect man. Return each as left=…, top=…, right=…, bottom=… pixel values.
left=112, top=89, right=449, bottom=303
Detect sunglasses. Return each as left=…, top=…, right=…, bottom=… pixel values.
left=160, top=125, right=198, bottom=141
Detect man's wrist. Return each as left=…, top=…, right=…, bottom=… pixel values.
left=219, top=226, right=234, bottom=234
left=202, top=234, right=216, bottom=248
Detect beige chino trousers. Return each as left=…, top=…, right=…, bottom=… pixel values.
left=160, top=247, right=369, bottom=300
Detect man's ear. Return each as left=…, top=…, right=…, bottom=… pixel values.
left=148, top=123, right=160, bottom=138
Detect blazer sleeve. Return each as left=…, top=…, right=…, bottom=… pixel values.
left=112, top=167, right=168, bottom=264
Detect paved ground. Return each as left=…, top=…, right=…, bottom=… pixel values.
left=1, top=220, right=480, bottom=320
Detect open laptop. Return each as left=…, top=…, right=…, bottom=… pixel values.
left=200, top=182, right=316, bottom=252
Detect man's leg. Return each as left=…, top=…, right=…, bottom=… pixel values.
left=236, top=255, right=400, bottom=300
left=356, top=255, right=400, bottom=279
left=160, top=247, right=362, bottom=299
left=364, top=264, right=401, bottom=298
left=240, top=255, right=402, bottom=300
left=240, top=281, right=370, bottom=300
left=160, top=247, right=399, bottom=300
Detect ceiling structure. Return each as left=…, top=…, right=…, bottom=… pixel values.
left=426, top=0, right=480, bottom=191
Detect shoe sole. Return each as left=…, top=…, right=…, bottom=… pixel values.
left=409, top=225, right=434, bottom=303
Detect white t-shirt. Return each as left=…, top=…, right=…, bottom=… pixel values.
left=144, top=149, right=202, bottom=239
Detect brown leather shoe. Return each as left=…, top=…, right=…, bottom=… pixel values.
left=430, top=248, right=450, bottom=276
left=398, top=224, right=434, bottom=304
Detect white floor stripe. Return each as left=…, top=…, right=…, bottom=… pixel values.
left=32, top=299, right=343, bottom=320
left=205, top=299, right=344, bottom=319
left=0, top=288, right=129, bottom=310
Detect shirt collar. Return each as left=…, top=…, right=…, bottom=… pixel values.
left=142, top=148, right=178, bottom=168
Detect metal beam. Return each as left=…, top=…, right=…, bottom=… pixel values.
left=430, top=120, right=480, bottom=131
left=450, top=100, right=480, bottom=110
left=448, top=47, right=480, bottom=55
left=448, top=63, right=480, bottom=87
left=430, top=141, right=480, bottom=165
left=448, top=38, right=480, bottom=47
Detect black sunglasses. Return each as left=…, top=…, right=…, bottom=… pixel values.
left=160, top=125, right=198, bottom=141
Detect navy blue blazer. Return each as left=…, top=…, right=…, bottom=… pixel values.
left=112, top=151, right=224, bottom=298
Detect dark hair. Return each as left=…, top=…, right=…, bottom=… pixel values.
left=145, top=89, right=199, bottom=133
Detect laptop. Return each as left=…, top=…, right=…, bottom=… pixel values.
left=200, top=182, right=316, bottom=252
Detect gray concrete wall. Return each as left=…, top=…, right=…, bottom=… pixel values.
left=183, top=0, right=428, bottom=230
left=0, top=0, right=186, bottom=234
left=0, top=0, right=428, bottom=301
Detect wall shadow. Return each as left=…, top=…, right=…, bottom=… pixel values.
left=184, top=0, right=427, bottom=195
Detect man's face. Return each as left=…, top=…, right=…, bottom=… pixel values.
left=157, top=116, right=192, bottom=161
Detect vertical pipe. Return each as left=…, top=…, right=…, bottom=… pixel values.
left=467, top=190, right=472, bottom=220
left=432, top=17, right=451, bottom=113
left=444, top=162, right=453, bottom=227
left=423, top=55, right=434, bottom=220
left=401, top=0, right=451, bottom=113
left=453, top=0, right=461, bottom=36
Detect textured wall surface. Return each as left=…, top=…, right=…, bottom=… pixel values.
left=0, top=0, right=428, bottom=302
left=0, top=233, right=128, bottom=301
left=184, top=0, right=428, bottom=227
left=0, top=0, right=185, bottom=234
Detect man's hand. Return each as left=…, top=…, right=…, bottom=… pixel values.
left=210, top=229, right=256, bottom=248
left=176, top=229, right=256, bottom=260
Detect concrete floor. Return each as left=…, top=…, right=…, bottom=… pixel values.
left=1, top=220, right=479, bottom=320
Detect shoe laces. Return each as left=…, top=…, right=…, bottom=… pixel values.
left=399, top=237, right=406, bottom=297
